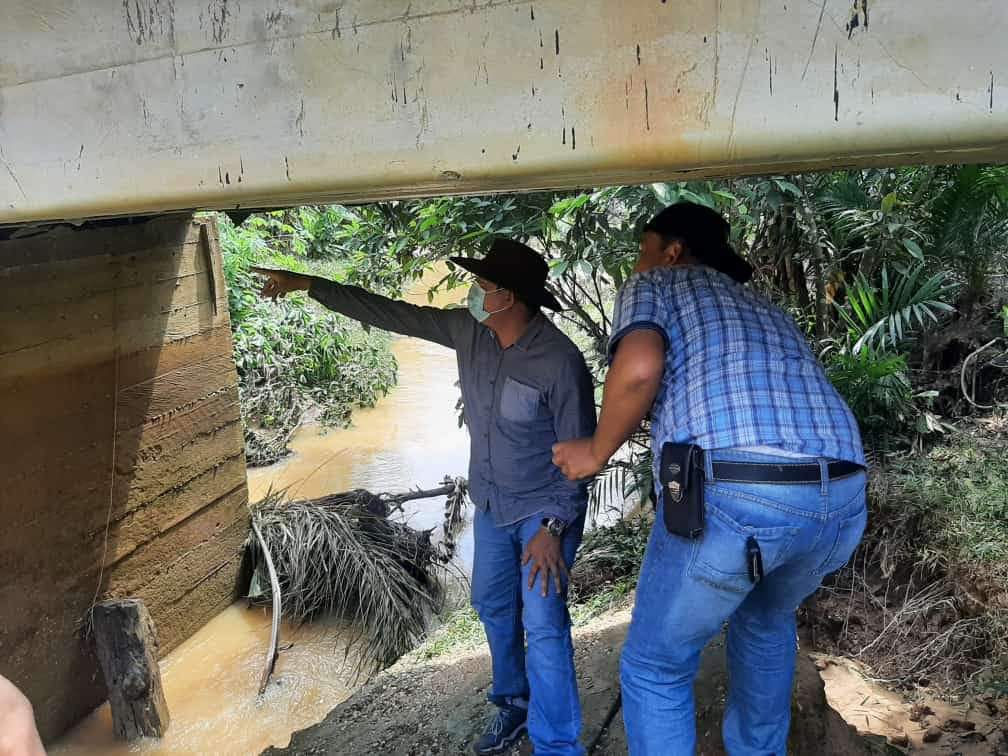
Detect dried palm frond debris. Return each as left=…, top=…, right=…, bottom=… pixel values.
left=245, top=478, right=468, bottom=678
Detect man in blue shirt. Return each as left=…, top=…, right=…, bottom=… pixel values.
left=255, top=239, right=596, bottom=756
left=553, top=203, right=867, bottom=755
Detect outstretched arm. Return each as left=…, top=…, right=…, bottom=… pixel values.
left=253, top=268, right=467, bottom=348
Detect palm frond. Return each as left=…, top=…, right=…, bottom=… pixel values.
left=246, top=490, right=447, bottom=678
left=838, top=264, right=958, bottom=353
left=827, top=349, right=914, bottom=442
left=589, top=435, right=653, bottom=518
left=930, top=165, right=1008, bottom=262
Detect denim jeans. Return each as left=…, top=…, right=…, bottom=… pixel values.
left=471, top=506, right=587, bottom=756
left=620, top=449, right=867, bottom=755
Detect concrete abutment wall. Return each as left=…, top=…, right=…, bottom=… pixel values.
left=0, top=215, right=248, bottom=740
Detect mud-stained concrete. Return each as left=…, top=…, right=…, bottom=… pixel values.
left=4, top=1, right=1008, bottom=224
left=0, top=217, right=246, bottom=741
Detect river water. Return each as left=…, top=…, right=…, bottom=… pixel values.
left=53, top=271, right=471, bottom=754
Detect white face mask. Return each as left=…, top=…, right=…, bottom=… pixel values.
left=467, top=283, right=510, bottom=322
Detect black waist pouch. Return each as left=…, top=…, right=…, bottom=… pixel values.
left=659, top=442, right=706, bottom=539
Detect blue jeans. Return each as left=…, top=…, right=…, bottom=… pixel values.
left=620, top=450, right=867, bottom=755
left=471, top=506, right=587, bottom=756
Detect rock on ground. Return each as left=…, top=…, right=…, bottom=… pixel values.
left=264, top=609, right=871, bottom=755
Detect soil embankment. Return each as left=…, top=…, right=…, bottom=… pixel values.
left=266, top=609, right=871, bottom=756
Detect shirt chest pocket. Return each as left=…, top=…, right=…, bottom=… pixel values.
left=499, top=377, right=545, bottom=423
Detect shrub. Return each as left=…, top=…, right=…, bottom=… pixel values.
left=838, top=265, right=958, bottom=354
left=827, top=349, right=914, bottom=442
left=218, top=214, right=398, bottom=464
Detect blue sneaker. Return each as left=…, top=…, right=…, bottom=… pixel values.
left=472, top=700, right=528, bottom=754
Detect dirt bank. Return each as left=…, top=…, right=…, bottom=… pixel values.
left=815, top=653, right=1008, bottom=755
left=264, top=609, right=870, bottom=755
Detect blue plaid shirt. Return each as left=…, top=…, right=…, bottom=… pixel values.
left=609, top=265, right=864, bottom=465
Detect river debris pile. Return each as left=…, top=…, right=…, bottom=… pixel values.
left=245, top=478, right=468, bottom=678
left=244, top=424, right=301, bottom=468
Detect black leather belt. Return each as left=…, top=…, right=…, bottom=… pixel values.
left=711, top=460, right=864, bottom=484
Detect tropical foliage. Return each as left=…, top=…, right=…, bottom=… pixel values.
left=222, top=163, right=1008, bottom=483
left=836, top=265, right=957, bottom=353
left=220, top=215, right=398, bottom=465
left=826, top=349, right=915, bottom=440
left=222, top=164, right=1008, bottom=691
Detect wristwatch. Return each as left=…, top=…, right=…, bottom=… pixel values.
left=541, top=517, right=567, bottom=538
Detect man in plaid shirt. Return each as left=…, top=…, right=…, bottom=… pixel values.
left=553, top=202, right=866, bottom=755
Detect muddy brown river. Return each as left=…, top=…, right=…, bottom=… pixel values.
left=53, top=272, right=471, bottom=754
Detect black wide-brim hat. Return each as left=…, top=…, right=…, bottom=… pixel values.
left=450, top=238, right=563, bottom=311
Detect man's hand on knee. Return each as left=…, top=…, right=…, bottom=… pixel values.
left=522, top=528, right=568, bottom=598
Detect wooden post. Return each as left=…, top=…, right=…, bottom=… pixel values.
left=91, top=599, right=170, bottom=740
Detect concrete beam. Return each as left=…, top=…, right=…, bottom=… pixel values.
left=1, top=0, right=1006, bottom=224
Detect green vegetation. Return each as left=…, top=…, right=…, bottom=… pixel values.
left=222, top=165, right=1008, bottom=691
left=223, top=167, right=1008, bottom=465
left=826, top=350, right=915, bottom=442
left=220, top=214, right=398, bottom=465
left=887, top=431, right=1008, bottom=567
left=569, top=515, right=650, bottom=601
left=569, top=580, right=637, bottom=627
left=410, top=516, right=652, bottom=661
left=837, top=265, right=958, bottom=354
left=809, top=425, right=1008, bottom=692
left=412, top=577, right=640, bottom=662
left=224, top=165, right=1008, bottom=460
left=412, top=606, right=484, bottom=661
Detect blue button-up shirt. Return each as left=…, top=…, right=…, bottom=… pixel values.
left=609, top=265, right=864, bottom=466
left=310, top=278, right=597, bottom=525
